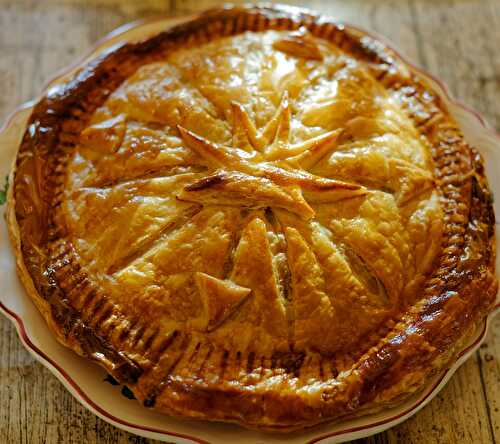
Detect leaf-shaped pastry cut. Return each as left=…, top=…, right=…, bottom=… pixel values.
left=302, top=187, right=369, bottom=204
left=273, top=28, right=323, bottom=61
left=230, top=92, right=291, bottom=155
left=342, top=246, right=389, bottom=305
left=390, top=159, right=435, bottom=205
left=257, top=164, right=368, bottom=196
left=178, top=125, right=247, bottom=169
left=271, top=166, right=368, bottom=203
left=277, top=129, right=343, bottom=167
left=123, top=62, right=231, bottom=142
left=284, top=227, right=336, bottom=353
left=80, top=114, right=126, bottom=153
left=106, top=204, right=201, bottom=275
left=178, top=170, right=315, bottom=220
left=294, top=168, right=369, bottom=203
left=264, top=91, right=291, bottom=157
left=231, top=101, right=261, bottom=152
left=208, top=217, right=289, bottom=352
left=231, top=218, right=288, bottom=335
left=194, top=272, right=251, bottom=331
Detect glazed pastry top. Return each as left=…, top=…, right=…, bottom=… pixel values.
left=64, top=29, right=441, bottom=357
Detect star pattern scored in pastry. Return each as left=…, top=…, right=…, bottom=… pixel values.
left=176, top=91, right=368, bottom=220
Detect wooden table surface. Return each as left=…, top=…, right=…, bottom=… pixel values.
left=0, top=0, right=499, bottom=443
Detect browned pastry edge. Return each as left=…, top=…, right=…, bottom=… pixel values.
left=7, top=4, right=498, bottom=432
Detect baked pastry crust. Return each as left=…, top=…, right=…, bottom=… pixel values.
left=7, top=4, right=497, bottom=431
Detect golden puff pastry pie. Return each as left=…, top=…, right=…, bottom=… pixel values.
left=7, top=4, right=497, bottom=431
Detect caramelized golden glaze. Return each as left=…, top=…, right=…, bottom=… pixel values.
left=8, top=5, right=497, bottom=431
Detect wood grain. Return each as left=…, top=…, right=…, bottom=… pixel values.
left=0, top=0, right=498, bottom=443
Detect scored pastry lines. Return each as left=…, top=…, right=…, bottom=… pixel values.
left=390, top=159, right=436, bottom=205
left=276, top=210, right=391, bottom=304
left=186, top=216, right=289, bottom=346
left=226, top=217, right=288, bottom=349
left=112, top=207, right=240, bottom=287
left=106, top=204, right=202, bottom=275
left=230, top=92, right=292, bottom=155
left=176, top=92, right=368, bottom=221
left=169, top=88, right=397, bottom=340
left=170, top=90, right=382, bottom=344
left=193, top=272, right=251, bottom=332
left=110, top=102, right=410, bottom=342
left=178, top=170, right=315, bottom=219
left=284, top=226, right=337, bottom=353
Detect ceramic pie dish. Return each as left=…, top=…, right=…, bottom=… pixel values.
left=1, top=4, right=499, bottom=442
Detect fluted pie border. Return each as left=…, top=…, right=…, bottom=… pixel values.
left=2, top=5, right=500, bottom=442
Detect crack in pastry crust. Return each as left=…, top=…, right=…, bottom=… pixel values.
left=7, top=4, right=497, bottom=432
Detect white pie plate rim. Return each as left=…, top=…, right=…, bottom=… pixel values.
left=0, top=10, right=499, bottom=444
